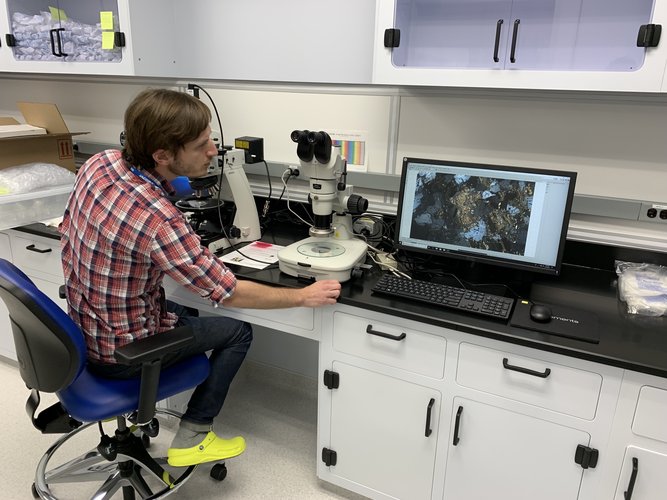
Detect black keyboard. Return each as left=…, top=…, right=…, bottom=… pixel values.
left=372, top=273, right=515, bottom=320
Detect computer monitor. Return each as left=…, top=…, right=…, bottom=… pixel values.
left=395, top=157, right=577, bottom=276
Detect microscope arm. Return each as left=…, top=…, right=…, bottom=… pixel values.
left=222, top=150, right=262, bottom=243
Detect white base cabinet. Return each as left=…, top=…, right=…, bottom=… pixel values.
left=614, top=446, right=667, bottom=500
left=0, top=230, right=66, bottom=361
left=327, top=362, right=440, bottom=500
left=444, top=397, right=590, bottom=500
left=318, top=304, right=625, bottom=500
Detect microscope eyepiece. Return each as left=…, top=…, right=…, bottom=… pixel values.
left=307, top=131, right=328, bottom=145
left=291, top=130, right=310, bottom=144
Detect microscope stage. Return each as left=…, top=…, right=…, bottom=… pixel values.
left=278, top=236, right=367, bottom=282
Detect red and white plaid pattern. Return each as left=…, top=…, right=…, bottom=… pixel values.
left=60, top=149, right=236, bottom=363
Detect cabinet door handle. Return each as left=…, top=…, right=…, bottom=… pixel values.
left=49, top=29, right=60, bottom=56
left=502, top=357, right=551, bottom=378
left=424, top=398, right=435, bottom=437
left=624, top=457, right=639, bottom=499
left=25, top=244, right=52, bottom=254
left=366, top=325, right=406, bottom=341
left=510, top=19, right=520, bottom=63
left=49, top=27, right=68, bottom=57
left=493, top=19, right=504, bottom=62
left=452, top=405, right=463, bottom=445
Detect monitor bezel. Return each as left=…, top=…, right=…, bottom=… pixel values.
left=394, top=157, right=577, bottom=276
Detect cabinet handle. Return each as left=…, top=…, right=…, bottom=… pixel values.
left=510, top=19, right=520, bottom=63
left=25, top=244, right=52, bottom=254
left=49, top=28, right=67, bottom=57
left=424, top=398, right=435, bottom=437
left=452, top=405, right=463, bottom=445
left=624, top=457, right=638, bottom=499
left=493, top=19, right=504, bottom=62
left=366, top=324, right=406, bottom=341
left=502, top=357, right=551, bottom=378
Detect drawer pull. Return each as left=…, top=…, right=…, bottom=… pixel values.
left=366, top=325, right=406, bottom=341
left=452, top=405, right=463, bottom=446
left=624, top=457, right=638, bottom=499
left=25, top=244, right=52, bottom=254
left=424, top=398, right=435, bottom=437
left=502, top=357, right=551, bottom=378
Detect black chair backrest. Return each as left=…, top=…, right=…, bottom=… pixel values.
left=0, top=258, right=85, bottom=393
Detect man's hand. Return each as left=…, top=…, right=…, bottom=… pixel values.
left=299, top=279, right=342, bottom=307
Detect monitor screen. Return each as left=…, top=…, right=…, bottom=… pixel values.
left=395, top=158, right=577, bottom=275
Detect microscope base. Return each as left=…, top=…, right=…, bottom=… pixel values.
left=278, top=236, right=367, bottom=282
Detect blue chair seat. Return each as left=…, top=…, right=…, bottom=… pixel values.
left=59, top=354, right=209, bottom=422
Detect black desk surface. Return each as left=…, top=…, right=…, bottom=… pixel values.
left=16, top=222, right=667, bottom=379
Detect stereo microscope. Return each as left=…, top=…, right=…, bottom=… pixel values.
left=277, top=130, right=369, bottom=282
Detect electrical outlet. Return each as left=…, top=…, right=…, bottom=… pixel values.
left=638, top=202, right=667, bottom=223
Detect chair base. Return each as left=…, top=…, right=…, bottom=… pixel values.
left=33, top=409, right=207, bottom=500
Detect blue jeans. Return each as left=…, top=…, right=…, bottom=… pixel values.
left=89, top=301, right=253, bottom=425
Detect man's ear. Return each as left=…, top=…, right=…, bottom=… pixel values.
left=152, top=149, right=172, bottom=167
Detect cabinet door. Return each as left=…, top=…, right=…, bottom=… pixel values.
left=508, top=0, right=654, bottom=71
left=614, top=446, right=667, bottom=500
left=171, top=0, right=375, bottom=83
left=325, top=361, right=440, bottom=500
left=6, top=0, right=123, bottom=63
left=443, top=397, right=590, bottom=500
left=390, top=0, right=513, bottom=69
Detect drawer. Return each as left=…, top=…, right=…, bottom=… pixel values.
left=332, top=311, right=446, bottom=379
left=457, top=342, right=602, bottom=419
left=632, top=386, right=667, bottom=443
left=10, top=233, right=63, bottom=280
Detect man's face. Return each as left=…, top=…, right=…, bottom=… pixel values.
left=167, top=126, right=218, bottom=179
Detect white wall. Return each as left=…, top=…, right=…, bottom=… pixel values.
left=0, top=75, right=666, bottom=250
left=396, top=90, right=667, bottom=201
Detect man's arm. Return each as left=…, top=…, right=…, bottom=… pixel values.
left=222, top=279, right=341, bottom=309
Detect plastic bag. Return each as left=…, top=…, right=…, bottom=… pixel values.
left=616, top=260, right=667, bottom=316
left=0, top=162, right=75, bottom=195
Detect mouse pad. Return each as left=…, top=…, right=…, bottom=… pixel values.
left=510, top=300, right=600, bottom=344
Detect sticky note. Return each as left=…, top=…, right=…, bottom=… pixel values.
left=102, top=31, right=115, bottom=50
left=100, top=11, right=114, bottom=30
left=49, top=6, right=68, bottom=21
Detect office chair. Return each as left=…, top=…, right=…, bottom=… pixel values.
left=0, top=258, right=226, bottom=499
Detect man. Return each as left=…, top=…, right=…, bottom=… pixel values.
left=60, top=88, right=341, bottom=467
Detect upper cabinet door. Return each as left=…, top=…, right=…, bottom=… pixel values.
left=171, top=0, right=376, bottom=84
left=390, top=0, right=514, bottom=69
left=6, top=0, right=123, bottom=63
left=374, top=0, right=667, bottom=92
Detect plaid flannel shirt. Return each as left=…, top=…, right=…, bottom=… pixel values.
left=60, top=149, right=236, bottom=363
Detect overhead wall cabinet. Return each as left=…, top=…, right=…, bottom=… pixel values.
left=170, top=0, right=376, bottom=84
left=373, top=0, right=667, bottom=92
left=0, top=0, right=180, bottom=76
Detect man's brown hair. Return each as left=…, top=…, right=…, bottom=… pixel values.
left=122, top=88, right=211, bottom=169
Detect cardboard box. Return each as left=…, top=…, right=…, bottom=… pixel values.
left=0, top=102, right=88, bottom=173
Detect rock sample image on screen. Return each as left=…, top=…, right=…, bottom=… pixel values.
left=410, top=171, right=534, bottom=255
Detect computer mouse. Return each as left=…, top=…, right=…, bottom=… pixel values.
left=530, top=304, right=552, bottom=323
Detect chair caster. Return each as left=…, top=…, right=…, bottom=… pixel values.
left=210, top=463, right=227, bottom=481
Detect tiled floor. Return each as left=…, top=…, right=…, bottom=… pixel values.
left=0, top=358, right=365, bottom=499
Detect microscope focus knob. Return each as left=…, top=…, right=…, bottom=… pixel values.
left=347, top=194, right=368, bottom=215
left=228, top=226, right=241, bottom=239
